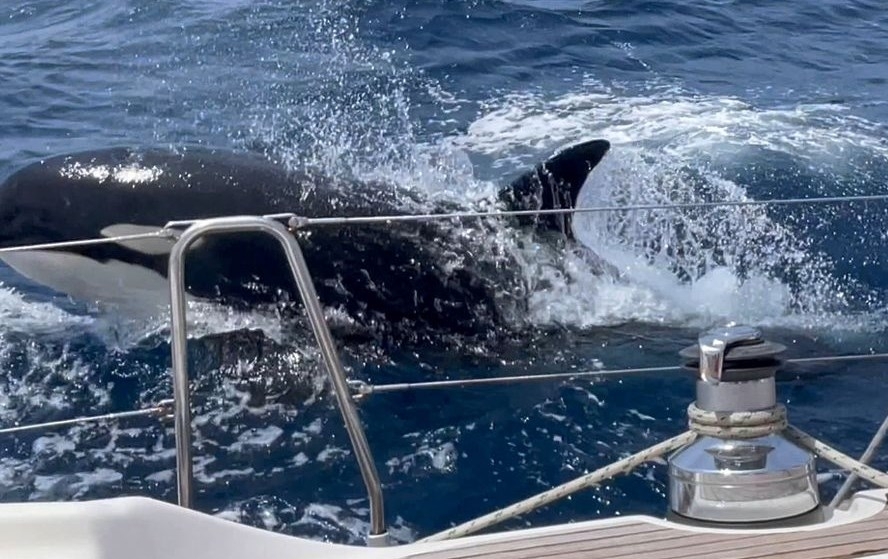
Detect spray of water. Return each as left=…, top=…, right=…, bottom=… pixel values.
left=455, top=81, right=888, bottom=332
left=5, top=1, right=888, bottom=544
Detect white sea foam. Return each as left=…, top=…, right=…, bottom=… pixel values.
left=0, top=285, right=93, bottom=337
left=4, top=24, right=888, bottom=544
left=445, top=82, right=888, bottom=334
left=460, top=82, right=888, bottom=166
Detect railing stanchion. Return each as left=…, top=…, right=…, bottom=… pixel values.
left=166, top=216, right=389, bottom=545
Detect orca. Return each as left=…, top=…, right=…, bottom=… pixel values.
left=0, top=139, right=611, bottom=340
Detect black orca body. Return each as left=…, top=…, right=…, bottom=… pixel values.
left=0, top=140, right=610, bottom=340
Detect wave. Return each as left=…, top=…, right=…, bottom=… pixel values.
left=450, top=82, right=888, bottom=334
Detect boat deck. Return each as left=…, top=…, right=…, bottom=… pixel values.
left=408, top=506, right=888, bottom=559
left=4, top=493, right=888, bottom=559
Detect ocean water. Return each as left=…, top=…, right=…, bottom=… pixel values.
left=1, top=0, right=888, bottom=544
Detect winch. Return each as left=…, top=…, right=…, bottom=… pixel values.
left=667, top=325, right=821, bottom=525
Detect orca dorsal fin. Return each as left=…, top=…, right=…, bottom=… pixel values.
left=500, top=139, right=610, bottom=238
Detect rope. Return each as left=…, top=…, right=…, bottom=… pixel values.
left=416, top=431, right=697, bottom=543
left=685, top=405, right=888, bottom=488
left=686, top=405, right=888, bottom=489
left=784, top=426, right=888, bottom=489
left=419, top=402, right=888, bottom=543
left=687, top=403, right=787, bottom=439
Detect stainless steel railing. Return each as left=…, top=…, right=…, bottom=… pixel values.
left=166, top=216, right=389, bottom=545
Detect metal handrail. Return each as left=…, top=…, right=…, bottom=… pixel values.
left=167, top=216, right=389, bottom=545
left=1, top=208, right=887, bottom=542
left=1, top=192, right=887, bottom=256
left=348, top=352, right=888, bottom=399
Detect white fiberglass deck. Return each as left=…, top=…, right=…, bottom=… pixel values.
left=3, top=490, right=888, bottom=559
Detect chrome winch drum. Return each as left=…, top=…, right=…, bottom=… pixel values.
left=667, top=325, right=821, bottom=525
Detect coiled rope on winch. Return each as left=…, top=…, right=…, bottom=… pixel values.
left=417, top=402, right=888, bottom=543
left=686, top=404, right=888, bottom=487
left=687, top=403, right=788, bottom=439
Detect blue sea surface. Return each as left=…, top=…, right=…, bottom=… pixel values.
left=1, top=0, right=888, bottom=543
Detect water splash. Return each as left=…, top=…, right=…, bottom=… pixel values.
left=454, top=81, right=888, bottom=333
left=5, top=0, right=888, bottom=546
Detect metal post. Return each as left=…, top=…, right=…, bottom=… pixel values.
left=828, top=413, right=888, bottom=510
left=168, top=225, right=196, bottom=510
left=167, top=216, right=388, bottom=544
